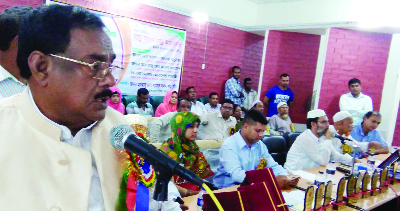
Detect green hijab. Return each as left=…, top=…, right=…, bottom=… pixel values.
left=160, top=112, right=213, bottom=179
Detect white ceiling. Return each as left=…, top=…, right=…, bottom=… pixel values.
left=247, top=0, right=301, bottom=4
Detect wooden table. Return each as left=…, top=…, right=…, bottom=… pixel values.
left=183, top=154, right=400, bottom=211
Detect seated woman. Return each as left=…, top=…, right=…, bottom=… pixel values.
left=160, top=112, right=214, bottom=197
left=155, top=90, right=178, bottom=117
left=233, top=104, right=243, bottom=132
left=107, top=86, right=125, bottom=114
left=119, top=114, right=186, bottom=211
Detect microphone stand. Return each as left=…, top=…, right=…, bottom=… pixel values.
left=153, top=167, right=173, bottom=211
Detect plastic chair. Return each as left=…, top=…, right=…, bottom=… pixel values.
left=284, top=132, right=301, bottom=151
left=150, top=96, right=164, bottom=111
left=197, top=96, right=209, bottom=105
left=260, top=136, right=287, bottom=166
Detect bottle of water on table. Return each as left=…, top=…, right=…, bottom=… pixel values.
left=326, top=162, right=336, bottom=184
left=197, top=187, right=205, bottom=211
left=314, top=171, right=325, bottom=186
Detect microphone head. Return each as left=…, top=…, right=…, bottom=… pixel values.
left=109, top=124, right=134, bottom=150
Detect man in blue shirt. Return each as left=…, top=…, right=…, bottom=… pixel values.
left=350, top=111, right=389, bottom=156
left=263, top=73, right=294, bottom=117
left=224, top=66, right=244, bottom=106
left=213, top=110, right=299, bottom=189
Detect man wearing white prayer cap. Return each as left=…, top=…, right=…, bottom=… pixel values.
left=251, top=100, right=264, bottom=112
left=268, top=102, right=295, bottom=135
left=331, top=111, right=382, bottom=157
left=284, top=109, right=354, bottom=172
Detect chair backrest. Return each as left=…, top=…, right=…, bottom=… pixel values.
left=150, top=96, right=164, bottom=111
left=122, top=95, right=137, bottom=107
left=197, top=96, right=209, bottom=104
left=285, top=132, right=301, bottom=151
left=260, top=136, right=287, bottom=166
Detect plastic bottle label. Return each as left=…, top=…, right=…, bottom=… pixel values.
left=197, top=197, right=203, bottom=207
left=326, top=169, right=336, bottom=175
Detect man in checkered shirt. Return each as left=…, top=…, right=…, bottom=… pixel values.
left=224, top=66, right=245, bottom=105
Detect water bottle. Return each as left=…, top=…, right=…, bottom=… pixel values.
left=326, top=162, right=336, bottom=184
left=314, top=171, right=325, bottom=186
left=197, top=187, right=205, bottom=211
left=367, top=153, right=376, bottom=174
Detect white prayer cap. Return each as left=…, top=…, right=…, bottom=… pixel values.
left=277, top=102, right=287, bottom=109
left=251, top=100, right=262, bottom=108
left=333, top=111, right=352, bottom=123
left=307, top=109, right=326, bottom=119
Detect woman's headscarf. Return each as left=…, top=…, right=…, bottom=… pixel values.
left=154, top=90, right=177, bottom=117
left=160, top=112, right=213, bottom=180
left=108, top=86, right=125, bottom=114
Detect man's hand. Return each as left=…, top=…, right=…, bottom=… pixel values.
left=180, top=204, right=189, bottom=210
left=276, top=175, right=299, bottom=189
left=237, top=91, right=244, bottom=98
left=368, top=141, right=382, bottom=152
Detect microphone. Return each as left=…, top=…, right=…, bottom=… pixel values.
left=331, top=133, right=352, bottom=144
left=108, top=124, right=204, bottom=187
left=330, top=132, right=368, bottom=159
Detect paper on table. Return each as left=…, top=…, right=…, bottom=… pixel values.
left=292, top=170, right=316, bottom=183
left=282, top=190, right=305, bottom=206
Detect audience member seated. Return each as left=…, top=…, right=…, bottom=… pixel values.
left=205, top=92, right=221, bottom=113
left=340, top=78, right=373, bottom=124
left=122, top=114, right=184, bottom=211
left=224, top=66, right=245, bottom=106
left=284, top=109, right=354, bottom=172
left=160, top=112, right=214, bottom=197
left=149, top=98, right=191, bottom=143
left=186, top=86, right=207, bottom=116
left=0, top=6, right=32, bottom=99
left=126, top=88, right=154, bottom=117
left=107, top=86, right=124, bottom=114
left=213, top=110, right=299, bottom=189
left=350, top=111, right=389, bottom=156
left=331, top=111, right=382, bottom=158
left=233, top=104, right=243, bottom=132
left=198, top=99, right=237, bottom=140
left=154, top=90, right=177, bottom=117
left=241, top=78, right=258, bottom=114
left=268, top=102, right=295, bottom=136
left=251, top=100, right=264, bottom=112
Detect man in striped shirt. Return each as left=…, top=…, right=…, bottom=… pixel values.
left=0, top=6, right=32, bottom=99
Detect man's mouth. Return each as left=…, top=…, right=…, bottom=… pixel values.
left=94, top=89, right=112, bottom=104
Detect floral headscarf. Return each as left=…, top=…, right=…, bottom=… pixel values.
left=160, top=112, right=213, bottom=180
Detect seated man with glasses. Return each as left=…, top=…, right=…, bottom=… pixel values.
left=197, top=99, right=237, bottom=140
left=284, top=109, right=354, bottom=172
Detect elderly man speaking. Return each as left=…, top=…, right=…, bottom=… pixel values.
left=0, top=5, right=130, bottom=210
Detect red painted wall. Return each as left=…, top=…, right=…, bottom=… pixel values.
left=319, top=28, right=392, bottom=121
left=394, top=104, right=400, bottom=146
left=260, top=30, right=320, bottom=123
left=0, top=0, right=42, bottom=10
left=2, top=0, right=320, bottom=125
left=1, top=0, right=265, bottom=99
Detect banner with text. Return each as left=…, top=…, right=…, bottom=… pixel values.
left=47, top=0, right=185, bottom=96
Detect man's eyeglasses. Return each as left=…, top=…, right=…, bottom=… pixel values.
left=317, top=120, right=329, bottom=125
left=49, top=54, right=123, bottom=79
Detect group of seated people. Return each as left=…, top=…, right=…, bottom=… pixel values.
left=107, top=80, right=389, bottom=200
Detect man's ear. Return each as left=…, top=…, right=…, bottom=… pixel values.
left=311, top=121, right=317, bottom=129
left=28, top=51, right=51, bottom=86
